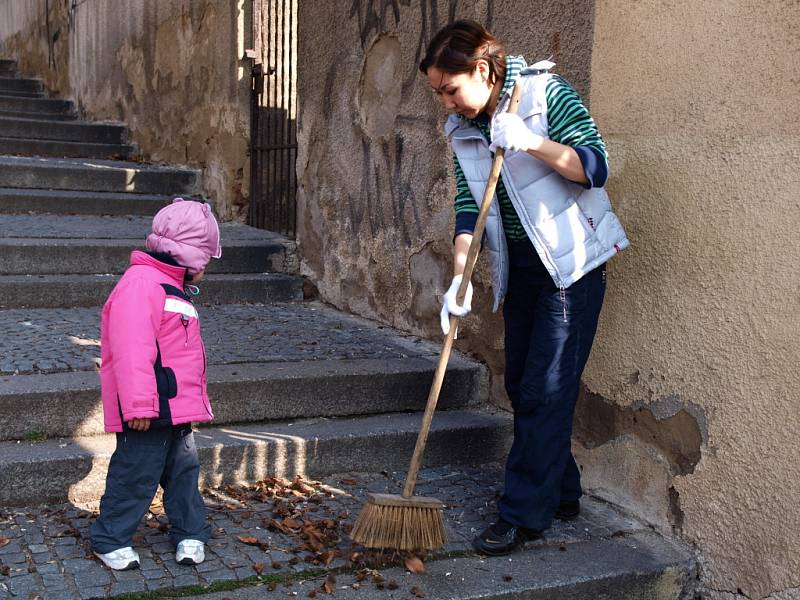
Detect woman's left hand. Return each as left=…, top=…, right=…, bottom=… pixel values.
left=489, top=113, right=544, bottom=153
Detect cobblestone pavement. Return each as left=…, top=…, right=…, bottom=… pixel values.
left=0, top=303, right=438, bottom=375
left=0, top=463, right=647, bottom=599
left=0, top=215, right=283, bottom=241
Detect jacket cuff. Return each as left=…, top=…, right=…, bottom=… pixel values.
left=121, top=410, right=159, bottom=421
left=122, top=395, right=159, bottom=422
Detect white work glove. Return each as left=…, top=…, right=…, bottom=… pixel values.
left=488, top=112, right=544, bottom=153
left=440, top=274, right=474, bottom=337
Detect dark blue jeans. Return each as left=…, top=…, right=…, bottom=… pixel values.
left=497, top=248, right=605, bottom=531
left=90, top=425, right=210, bottom=553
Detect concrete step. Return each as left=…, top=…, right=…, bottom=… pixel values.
left=0, top=95, right=75, bottom=116
left=0, top=59, right=17, bottom=76
left=0, top=301, right=447, bottom=377
left=0, top=409, right=510, bottom=505
left=0, top=155, right=199, bottom=194
left=0, top=89, right=44, bottom=99
left=0, top=188, right=169, bottom=215
left=0, top=136, right=134, bottom=159
left=245, top=533, right=695, bottom=600
left=0, top=354, right=481, bottom=440
left=0, top=237, right=292, bottom=274
left=0, top=460, right=696, bottom=599
left=0, top=301, right=481, bottom=440
left=0, top=76, right=43, bottom=94
left=0, top=215, right=297, bottom=275
left=0, top=272, right=303, bottom=308
left=0, top=108, right=77, bottom=121
left=0, top=115, right=127, bottom=143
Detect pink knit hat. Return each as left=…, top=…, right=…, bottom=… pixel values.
left=145, top=198, right=222, bottom=275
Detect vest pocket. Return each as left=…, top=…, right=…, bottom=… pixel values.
left=534, top=203, right=594, bottom=259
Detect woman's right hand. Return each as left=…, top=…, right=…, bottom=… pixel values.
left=440, top=274, right=474, bottom=336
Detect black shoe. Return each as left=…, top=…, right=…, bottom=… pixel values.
left=555, top=499, right=580, bottom=521
left=472, top=520, right=542, bottom=556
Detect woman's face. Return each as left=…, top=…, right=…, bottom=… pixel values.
left=427, top=60, right=493, bottom=119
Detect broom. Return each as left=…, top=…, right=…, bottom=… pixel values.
left=350, top=81, right=524, bottom=551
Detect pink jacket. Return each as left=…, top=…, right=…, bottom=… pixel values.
left=100, top=251, right=214, bottom=432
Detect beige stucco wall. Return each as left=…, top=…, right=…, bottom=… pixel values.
left=582, top=0, right=800, bottom=598
left=296, top=0, right=595, bottom=402
left=0, top=0, right=251, bottom=219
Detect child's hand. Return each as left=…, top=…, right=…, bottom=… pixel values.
left=127, top=418, right=151, bottom=431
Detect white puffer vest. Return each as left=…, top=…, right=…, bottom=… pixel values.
left=445, top=64, right=629, bottom=311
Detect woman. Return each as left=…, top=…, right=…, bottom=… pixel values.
left=420, top=20, right=628, bottom=556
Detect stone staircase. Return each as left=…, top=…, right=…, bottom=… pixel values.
left=0, top=58, right=696, bottom=599
left=0, top=58, right=508, bottom=507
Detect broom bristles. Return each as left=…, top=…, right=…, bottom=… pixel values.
left=351, top=496, right=446, bottom=551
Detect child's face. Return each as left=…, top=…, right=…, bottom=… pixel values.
left=188, top=269, right=205, bottom=284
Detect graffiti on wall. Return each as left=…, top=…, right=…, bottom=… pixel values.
left=350, top=0, right=493, bottom=92
left=338, top=0, right=494, bottom=247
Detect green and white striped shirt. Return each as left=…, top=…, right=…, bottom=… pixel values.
left=453, top=56, right=608, bottom=241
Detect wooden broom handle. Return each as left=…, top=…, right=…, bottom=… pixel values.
left=402, top=82, right=524, bottom=498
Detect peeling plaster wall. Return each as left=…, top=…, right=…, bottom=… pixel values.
left=296, top=0, right=595, bottom=402
left=0, top=0, right=70, bottom=95
left=584, top=1, right=800, bottom=598
left=0, top=0, right=250, bottom=220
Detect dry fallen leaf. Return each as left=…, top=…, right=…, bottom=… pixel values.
left=0, top=565, right=9, bottom=576
left=322, top=573, right=336, bottom=594
left=54, top=528, right=79, bottom=538
left=237, top=535, right=259, bottom=545
left=0, top=537, right=9, bottom=548
left=410, top=586, right=426, bottom=598
left=253, top=563, right=264, bottom=575
left=283, top=518, right=301, bottom=529
left=404, top=556, right=426, bottom=574
left=503, top=575, right=513, bottom=582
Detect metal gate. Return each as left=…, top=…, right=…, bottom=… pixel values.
left=248, top=0, right=298, bottom=237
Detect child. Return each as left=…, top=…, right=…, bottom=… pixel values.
left=90, top=198, right=222, bottom=570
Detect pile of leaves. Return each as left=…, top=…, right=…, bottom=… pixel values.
left=210, top=475, right=430, bottom=596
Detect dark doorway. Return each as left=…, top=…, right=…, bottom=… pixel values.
left=248, top=0, right=297, bottom=237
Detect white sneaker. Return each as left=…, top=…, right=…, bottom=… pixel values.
left=176, top=539, right=205, bottom=565
left=94, top=546, right=140, bottom=570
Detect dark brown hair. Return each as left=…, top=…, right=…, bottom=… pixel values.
left=419, top=20, right=506, bottom=85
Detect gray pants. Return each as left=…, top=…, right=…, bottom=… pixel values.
left=90, top=425, right=210, bottom=553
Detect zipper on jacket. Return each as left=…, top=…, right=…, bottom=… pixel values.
left=559, top=287, right=567, bottom=323
left=180, top=315, right=189, bottom=348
